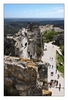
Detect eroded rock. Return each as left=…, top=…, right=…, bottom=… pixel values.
left=4, top=56, right=47, bottom=96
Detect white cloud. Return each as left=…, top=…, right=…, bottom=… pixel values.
left=54, top=7, right=59, bottom=9
left=54, top=7, right=64, bottom=13
left=36, top=9, right=38, bottom=11
left=43, top=11, right=56, bottom=15
left=42, top=7, right=64, bottom=16
left=57, top=9, right=64, bottom=12
left=54, top=7, right=64, bottom=10
left=43, top=9, right=64, bottom=15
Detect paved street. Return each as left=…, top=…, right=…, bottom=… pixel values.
left=42, top=42, right=64, bottom=96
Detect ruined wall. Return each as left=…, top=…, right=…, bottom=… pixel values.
left=27, top=23, right=44, bottom=60
left=14, top=28, right=28, bottom=58
left=4, top=23, right=49, bottom=96
left=5, top=23, right=44, bottom=61
left=4, top=56, right=48, bottom=96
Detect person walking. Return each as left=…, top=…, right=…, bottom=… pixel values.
left=55, top=69, right=57, bottom=74
left=52, top=57, right=53, bottom=61
left=50, top=82, right=52, bottom=88
left=52, top=65, right=53, bottom=69
left=57, top=74, right=60, bottom=79
left=50, top=80, right=52, bottom=88
left=59, top=83, right=61, bottom=91
left=56, top=81, right=58, bottom=87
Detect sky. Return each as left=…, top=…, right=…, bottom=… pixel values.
left=4, top=4, right=64, bottom=18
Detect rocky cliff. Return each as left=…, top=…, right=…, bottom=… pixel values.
left=4, top=23, right=48, bottom=96
left=4, top=56, right=48, bottom=96
left=27, top=23, right=44, bottom=60
left=4, top=23, right=44, bottom=61
left=53, top=34, right=64, bottom=45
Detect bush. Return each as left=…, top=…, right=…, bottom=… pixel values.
left=56, top=51, right=64, bottom=74
left=60, top=45, right=64, bottom=56
left=42, top=29, right=58, bottom=43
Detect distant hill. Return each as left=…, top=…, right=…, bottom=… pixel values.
left=4, top=18, right=64, bottom=37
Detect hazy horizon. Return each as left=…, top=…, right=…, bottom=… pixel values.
left=4, top=17, right=64, bottom=19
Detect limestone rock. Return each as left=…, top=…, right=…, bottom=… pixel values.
left=4, top=56, right=45, bottom=96
left=4, top=23, right=44, bottom=61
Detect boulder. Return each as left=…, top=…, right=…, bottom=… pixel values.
left=4, top=56, right=44, bottom=96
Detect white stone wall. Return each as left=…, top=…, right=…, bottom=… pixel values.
left=15, top=28, right=28, bottom=58
left=7, top=26, right=44, bottom=60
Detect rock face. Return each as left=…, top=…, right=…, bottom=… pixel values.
left=27, top=23, right=44, bottom=60
left=4, top=56, right=48, bottom=96
left=14, top=28, right=28, bottom=58
left=4, top=23, right=44, bottom=61
left=4, top=37, right=16, bottom=56
left=53, top=34, right=64, bottom=45
left=4, top=23, right=49, bottom=96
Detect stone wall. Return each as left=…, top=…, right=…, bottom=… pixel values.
left=4, top=56, right=48, bottom=96
left=4, top=56, right=40, bottom=96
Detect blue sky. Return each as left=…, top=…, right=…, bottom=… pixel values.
left=4, top=4, right=64, bottom=18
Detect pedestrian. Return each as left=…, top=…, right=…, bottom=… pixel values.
left=50, top=82, right=52, bottom=88
left=52, top=65, right=53, bottom=69
left=54, top=80, right=56, bottom=86
left=52, top=57, right=53, bottom=61
left=59, top=83, right=61, bottom=91
left=55, top=69, right=57, bottom=74
left=51, top=72, right=53, bottom=76
left=57, top=74, right=60, bottom=79
left=52, top=80, right=55, bottom=87
left=56, top=81, right=58, bottom=87
left=50, top=80, right=52, bottom=88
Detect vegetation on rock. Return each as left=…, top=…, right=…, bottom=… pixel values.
left=42, top=29, right=58, bottom=43
left=56, top=51, right=64, bottom=75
